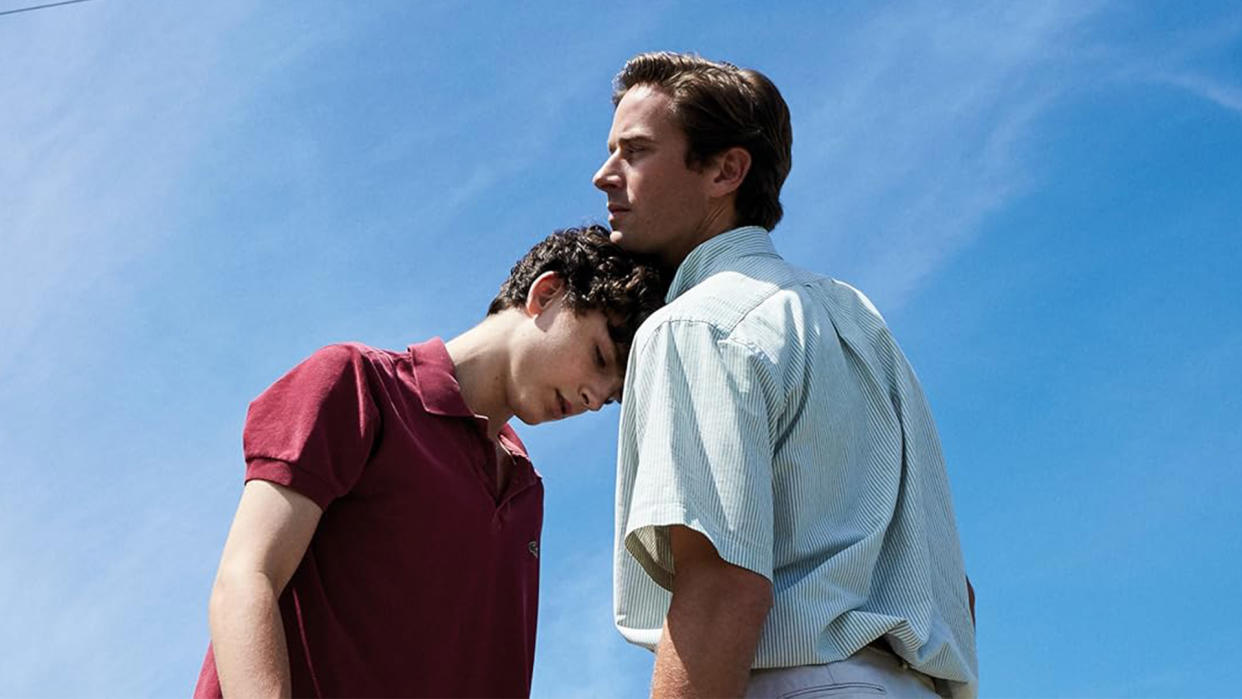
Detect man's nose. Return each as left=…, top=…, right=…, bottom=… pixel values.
left=592, top=154, right=621, bottom=191
left=579, top=388, right=600, bottom=413
left=581, top=377, right=620, bottom=413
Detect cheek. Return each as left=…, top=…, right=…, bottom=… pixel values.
left=556, top=332, right=597, bottom=382
left=511, top=340, right=546, bottom=390
left=650, top=169, right=695, bottom=213
left=630, top=162, right=663, bottom=198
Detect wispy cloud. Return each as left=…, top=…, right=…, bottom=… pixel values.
left=1113, top=13, right=1242, bottom=118
left=0, top=3, right=672, bottom=694
left=780, top=2, right=1242, bottom=311
left=1158, top=72, right=1242, bottom=116
left=780, top=1, right=1107, bottom=309
left=0, top=2, right=332, bottom=694
left=0, top=1, right=260, bottom=377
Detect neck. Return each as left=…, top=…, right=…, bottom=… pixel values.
left=444, top=314, right=516, bottom=441
left=664, top=202, right=739, bottom=269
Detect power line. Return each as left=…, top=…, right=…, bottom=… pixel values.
left=0, top=0, right=95, bottom=18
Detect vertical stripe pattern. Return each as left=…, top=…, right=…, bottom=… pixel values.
left=614, top=227, right=978, bottom=698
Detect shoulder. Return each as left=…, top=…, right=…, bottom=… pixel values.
left=821, top=278, right=887, bottom=324
left=639, top=260, right=835, bottom=354
left=302, top=341, right=397, bottom=370
left=274, top=342, right=397, bottom=391
left=638, top=259, right=795, bottom=340
left=811, top=279, right=902, bottom=356
left=635, top=269, right=903, bottom=390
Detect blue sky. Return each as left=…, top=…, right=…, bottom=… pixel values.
left=1, top=1, right=1239, bottom=696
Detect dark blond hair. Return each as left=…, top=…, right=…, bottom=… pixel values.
left=613, top=52, right=793, bottom=231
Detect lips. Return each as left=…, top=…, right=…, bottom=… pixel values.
left=555, top=391, right=571, bottom=418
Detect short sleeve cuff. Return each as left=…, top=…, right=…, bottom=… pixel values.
left=625, top=503, right=774, bottom=592
left=245, top=457, right=338, bottom=510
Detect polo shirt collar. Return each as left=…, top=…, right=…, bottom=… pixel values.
left=667, top=226, right=780, bottom=302
left=408, top=337, right=475, bottom=419
left=407, top=338, right=533, bottom=464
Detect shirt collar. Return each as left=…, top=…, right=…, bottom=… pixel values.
left=408, top=337, right=475, bottom=419
left=407, top=337, right=532, bottom=463
left=666, top=226, right=780, bottom=302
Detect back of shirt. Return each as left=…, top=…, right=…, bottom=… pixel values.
left=614, top=227, right=978, bottom=698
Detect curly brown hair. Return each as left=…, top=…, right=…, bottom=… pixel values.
left=488, top=225, right=668, bottom=358
left=613, top=52, right=793, bottom=231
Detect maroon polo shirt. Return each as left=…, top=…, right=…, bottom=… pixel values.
left=194, top=340, right=543, bottom=698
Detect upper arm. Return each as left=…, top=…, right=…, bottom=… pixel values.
left=243, top=344, right=381, bottom=509
left=216, top=480, right=323, bottom=592
left=668, top=525, right=772, bottom=603
left=621, top=322, right=781, bottom=588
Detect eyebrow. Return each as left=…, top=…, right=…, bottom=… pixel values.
left=608, top=134, right=655, bottom=152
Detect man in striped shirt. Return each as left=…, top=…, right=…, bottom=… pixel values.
left=593, top=52, right=979, bottom=698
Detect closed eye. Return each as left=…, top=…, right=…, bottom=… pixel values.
left=616, top=136, right=652, bottom=158
left=622, top=144, right=649, bottom=161
left=595, top=346, right=607, bottom=369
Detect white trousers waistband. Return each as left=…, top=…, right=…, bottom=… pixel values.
left=745, top=646, right=943, bottom=698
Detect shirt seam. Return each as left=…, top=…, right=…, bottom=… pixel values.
left=245, top=456, right=338, bottom=509
left=634, top=318, right=786, bottom=417
left=625, top=504, right=775, bottom=588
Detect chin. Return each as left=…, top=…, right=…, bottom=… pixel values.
left=513, top=406, right=550, bottom=427
left=610, top=230, right=649, bottom=253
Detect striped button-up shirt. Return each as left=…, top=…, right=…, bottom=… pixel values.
left=614, top=226, right=978, bottom=697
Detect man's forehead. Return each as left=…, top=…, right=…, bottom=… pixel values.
left=609, top=86, right=676, bottom=141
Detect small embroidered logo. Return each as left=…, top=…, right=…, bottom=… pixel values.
left=528, top=541, right=539, bottom=559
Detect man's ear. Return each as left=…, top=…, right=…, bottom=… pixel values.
left=524, top=270, right=566, bottom=317
left=707, top=146, right=752, bottom=198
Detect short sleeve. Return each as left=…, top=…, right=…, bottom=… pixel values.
left=243, top=344, right=380, bottom=509
left=621, top=321, right=780, bottom=589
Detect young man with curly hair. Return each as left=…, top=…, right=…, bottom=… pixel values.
left=594, top=53, right=978, bottom=697
left=193, top=226, right=665, bottom=698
